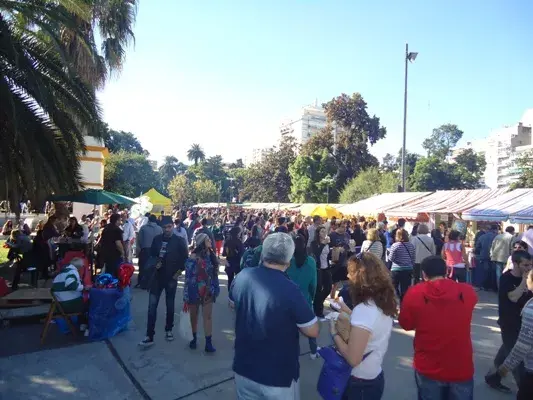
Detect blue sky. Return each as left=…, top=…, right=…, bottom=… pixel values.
left=98, top=0, right=533, bottom=165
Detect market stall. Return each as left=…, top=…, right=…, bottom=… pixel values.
left=463, top=188, right=533, bottom=223
left=336, top=192, right=431, bottom=218
left=386, top=189, right=508, bottom=242
left=142, top=188, right=172, bottom=214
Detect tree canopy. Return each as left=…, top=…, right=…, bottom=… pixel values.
left=422, top=124, right=464, bottom=159
left=159, top=156, right=186, bottom=190
left=187, top=144, right=206, bottom=165
left=301, top=93, right=384, bottom=198
left=511, top=151, right=533, bottom=189
left=242, top=136, right=298, bottom=202
left=102, top=124, right=146, bottom=154
left=339, top=168, right=398, bottom=203
left=104, top=151, right=159, bottom=197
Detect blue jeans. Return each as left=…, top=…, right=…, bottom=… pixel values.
left=146, top=279, right=178, bottom=338
left=342, top=371, right=384, bottom=399
left=494, top=262, right=505, bottom=290
left=415, top=371, right=473, bottom=400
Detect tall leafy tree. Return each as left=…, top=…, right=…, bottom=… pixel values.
left=1, top=2, right=103, bottom=209
left=339, top=168, right=398, bottom=203
left=303, top=93, right=385, bottom=192
left=202, top=155, right=227, bottom=183
left=101, top=123, right=145, bottom=154
left=187, top=144, right=206, bottom=165
left=453, top=149, right=486, bottom=188
left=58, top=0, right=138, bottom=89
left=289, top=150, right=336, bottom=203
left=104, top=151, right=160, bottom=197
left=409, top=157, right=462, bottom=191
left=422, top=124, right=464, bottom=159
left=242, top=136, right=298, bottom=202
left=511, top=151, right=533, bottom=189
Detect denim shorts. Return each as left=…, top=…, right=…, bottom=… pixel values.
left=235, top=374, right=300, bottom=400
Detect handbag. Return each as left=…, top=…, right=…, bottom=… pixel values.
left=417, top=237, right=432, bottom=254
left=317, top=347, right=372, bottom=400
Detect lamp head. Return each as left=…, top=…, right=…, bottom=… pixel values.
left=407, top=52, right=418, bottom=62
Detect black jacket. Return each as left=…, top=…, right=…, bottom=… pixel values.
left=150, top=233, right=188, bottom=281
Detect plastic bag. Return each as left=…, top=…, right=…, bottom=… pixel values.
left=88, top=287, right=131, bottom=341
left=178, top=310, right=193, bottom=341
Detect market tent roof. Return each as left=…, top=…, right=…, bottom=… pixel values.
left=386, top=189, right=507, bottom=218
left=463, top=189, right=533, bottom=222
left=142, top=188, right=171, bottom=206
left=337, top=192, right=431, bottom=216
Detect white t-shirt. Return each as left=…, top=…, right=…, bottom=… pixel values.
left=349, top=300, right=393, bottom=379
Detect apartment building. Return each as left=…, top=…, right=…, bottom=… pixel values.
left=279, top=103, right=327, bottom=145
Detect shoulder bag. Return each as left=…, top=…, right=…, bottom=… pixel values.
left=417, top=236, right=432, bottom=254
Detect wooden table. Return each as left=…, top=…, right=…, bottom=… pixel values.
left=0, top=288, right=52, bottom=308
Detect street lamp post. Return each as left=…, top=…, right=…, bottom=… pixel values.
left=401, top=43, right=418, bottom=192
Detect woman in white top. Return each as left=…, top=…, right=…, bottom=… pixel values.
left=361, top=228, right=384, bottom=260
left=330, top=252, right=395, bottom=399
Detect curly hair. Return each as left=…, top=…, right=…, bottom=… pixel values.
left=347, top=253, right=397, bottom=317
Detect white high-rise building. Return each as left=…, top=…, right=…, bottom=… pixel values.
left=280, top=103, right=327, bottom=145
left=244, top=147, right=270, bottom=167
left=461, top=109, right=533, bottom=189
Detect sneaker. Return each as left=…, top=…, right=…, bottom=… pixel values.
left=485, top=372, right=511, bottom=393
left=80, top=324, right=88, bottom=332
left=165, top=331, right=174, bottom=342
left=310, top=353, right=319, bottom=360
left=139, top=336, right=154, bottom=347
left=486, top=381, right=511, bottom=393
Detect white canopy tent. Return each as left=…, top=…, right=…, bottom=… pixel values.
left=386, top=189, right=507, bottom=218
left=337, top=192, right=431, bottom=216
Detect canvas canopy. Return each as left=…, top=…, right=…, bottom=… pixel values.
left=142, top=188, right=172, bottom=207
left=337, top=192, right=431, bottom=216
left=386, top=189, right=507, bottom=218
left=462, top=189, right=533, bottom=222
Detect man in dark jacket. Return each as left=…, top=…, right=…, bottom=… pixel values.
left=475, top=224, right=499, bottom=291
left=139, top=216, right=188, bottom=347
left=135, top=214, right=163, bottom=288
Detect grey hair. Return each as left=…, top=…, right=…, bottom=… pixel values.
left=70, top=258, right=84, bottom=268
left=261, top=233, right=295, bottom=266
left=418, top=224, right=429, bottom=235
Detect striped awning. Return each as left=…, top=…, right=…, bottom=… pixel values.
left=386, top=189, right=508, bottom=218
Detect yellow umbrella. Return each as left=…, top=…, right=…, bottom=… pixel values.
left=302, top=204, right=343, bottom=219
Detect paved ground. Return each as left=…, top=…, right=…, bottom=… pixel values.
left=0, top=269, right=516, bottom=399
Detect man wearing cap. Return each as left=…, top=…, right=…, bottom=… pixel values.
left=139, top=216, right=189, bottom=347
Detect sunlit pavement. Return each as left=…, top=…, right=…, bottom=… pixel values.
left=0, top=268, right=515, bottom=399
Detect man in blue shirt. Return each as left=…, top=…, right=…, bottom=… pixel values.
left=229, top=233, right=319, bottom=399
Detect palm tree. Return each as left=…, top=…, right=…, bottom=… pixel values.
left=1, top=2, right=103, bottom=212
left=159, top=156, right=186, bottom=189
left=1, top=1, right=137, bottom=220
left=187, top=144, right=206, bottom=166
left=59, top=0, right=138, bottom=88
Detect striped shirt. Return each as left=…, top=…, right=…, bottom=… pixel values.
left=389, top=242, right=415, bottom=271
left=503, top=298, right=533, bottom=373
left=52, top=265, right=83, bottom=306
left=361, top=240, right=384, bottom=260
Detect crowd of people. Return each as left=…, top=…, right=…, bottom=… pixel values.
left=4, top=204, right=533, bottom=399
